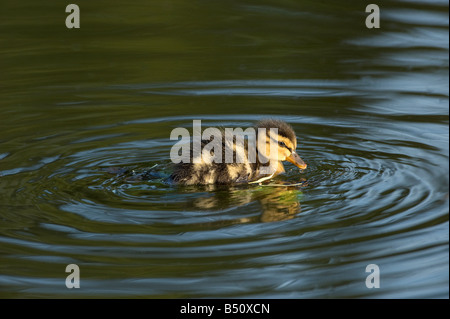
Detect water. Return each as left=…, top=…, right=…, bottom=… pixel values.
left=0, top=0, right=448, bottom=298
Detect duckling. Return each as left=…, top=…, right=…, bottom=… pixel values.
left=169, top=119, right=307, bottom=185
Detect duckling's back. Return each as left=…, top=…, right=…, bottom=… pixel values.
left=169, top=133, right=257, bottom=185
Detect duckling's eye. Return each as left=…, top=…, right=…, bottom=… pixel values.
left=278, top=141, right=286, bottom=148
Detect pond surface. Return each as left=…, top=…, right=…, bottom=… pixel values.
left=0, top=0, right=448, bottom=298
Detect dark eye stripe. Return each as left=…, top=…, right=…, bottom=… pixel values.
left=284, top=145, right=293, bottom=153
left=267, top=135, right=292, bottom=153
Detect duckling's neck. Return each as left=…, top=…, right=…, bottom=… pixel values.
left=255, top=153, right=285, bottom=177
left=276, top=161, right=285, bottom=175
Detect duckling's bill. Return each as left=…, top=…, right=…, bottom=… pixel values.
left=286, top=152, right=307, bottom=170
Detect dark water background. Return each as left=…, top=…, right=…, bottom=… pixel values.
left=0, top=0, right=448, bottom=298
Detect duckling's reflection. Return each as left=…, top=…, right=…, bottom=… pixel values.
left=189, top=183, right=304, bottom=223
left=104, top=166, right=305, bottom=223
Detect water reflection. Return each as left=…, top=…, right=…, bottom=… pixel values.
left=192, top=185, right=303, bottom=223
left=106, top=166, right=304, bottom=223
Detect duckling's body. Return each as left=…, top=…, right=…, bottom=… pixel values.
left=170, top=119, right=306, bottom=185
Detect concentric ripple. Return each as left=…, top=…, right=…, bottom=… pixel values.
left=1, top=110, right=447, bottom=297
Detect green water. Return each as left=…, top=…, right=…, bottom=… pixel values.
left=0, top=0, right=448, bottom=298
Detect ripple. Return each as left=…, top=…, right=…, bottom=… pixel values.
left=0, top=106, right=447, bottom=298
left=117, top=79, right=365, bottom=99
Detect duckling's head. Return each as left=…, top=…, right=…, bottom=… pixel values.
left=256, top=119, right=307, bottom=170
